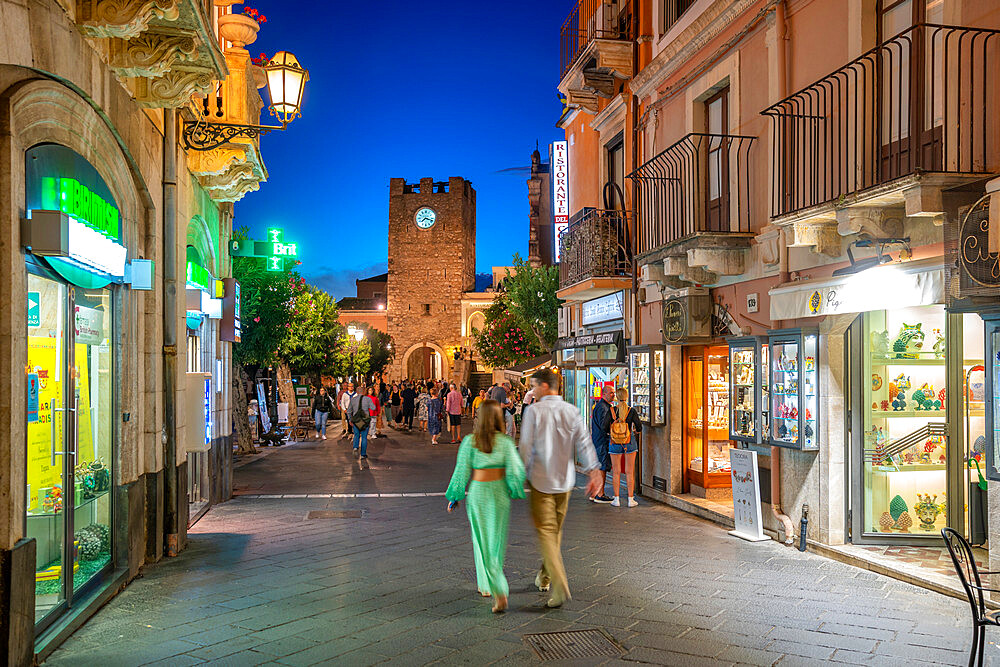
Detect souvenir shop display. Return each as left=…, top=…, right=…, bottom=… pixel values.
left=628, top=345, right=666, bottom=425
left=683, top=346, right=733, bottom=493
left=985, top=314, right=1000, bottom=481
left=767, top=328, right=819, bottom=451
left=727, top=336, right=768, bottom=445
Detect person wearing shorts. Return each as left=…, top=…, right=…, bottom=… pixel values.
left=446, top=382, right=464, bottom=443
left=608, top=387, right=641, bottom=507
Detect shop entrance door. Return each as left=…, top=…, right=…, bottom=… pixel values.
left=27, top=269, right=114, bottom=633
left=682, top=346, right=732, bottom=497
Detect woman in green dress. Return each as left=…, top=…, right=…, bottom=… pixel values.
left=446, top=399, right=526, bottom=613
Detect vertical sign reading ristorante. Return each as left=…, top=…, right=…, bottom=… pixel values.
left=551, top=140, right=569, bottom=263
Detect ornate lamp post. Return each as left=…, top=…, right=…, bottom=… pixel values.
left=182, top=51, right=310, bottom=151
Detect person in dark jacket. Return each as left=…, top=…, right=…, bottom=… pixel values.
left=312, top=387, right=334, bottom=440
left=401, top=382, right=417, bottom=430
left=589, top=386, right=614, bottom=503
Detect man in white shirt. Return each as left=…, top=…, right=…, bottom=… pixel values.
left=339, top=382, right=356, bottom=440
left=519, top=368, right=602, bottom=608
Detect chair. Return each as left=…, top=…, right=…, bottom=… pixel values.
left=942, top=527, right=1000, bottom=666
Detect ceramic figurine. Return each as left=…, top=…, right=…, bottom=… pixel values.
left=878, top=511, right=895, bottom=532
left=923, top=439, right=936, bottom=453
left=937, top=388, right=946, bottom=408
left=918, top=452, right=931, bottom=464
left=872, top=374, right=882, bottom=391
left=911, top=384, right=940, bottom=411
left=871, top=330, right=891, bottom=357
left=913, top=494, right=942, bottom=530
left=805, top=356, right=816, bottom=371
left=880, top=399, right=890, bottom=411
left=932, top=329, right=945, bottom=358
left=892, top=323, right=925, bottom=358
left=896, top=511, right=913, bottom=533
left=889, top=495, right=908, bottom=524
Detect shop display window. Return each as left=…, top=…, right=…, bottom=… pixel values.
left=684, top=346, right=731, bottom=493
left=629, top=350, right=650, bottom=421
left=863, top=305, right=951, bottom=536
left=768, top=329, right=819, bottom=450
left=728, top=337, right=768, bottom=444
left=628, top=345, right=666, bottom=425
left=988, top=315, right=1000, bottom=481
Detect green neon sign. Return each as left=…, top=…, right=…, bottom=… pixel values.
left=266, top=256, right=283, bottom=272
left=40, top=176, right=120, bottom=239
left=186, top=261, right=212, bottom=290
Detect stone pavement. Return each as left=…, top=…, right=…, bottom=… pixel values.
left=46, top=424, right=987, bottom=666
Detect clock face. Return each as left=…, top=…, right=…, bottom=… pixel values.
left=414, top=207, right=437, bottom=229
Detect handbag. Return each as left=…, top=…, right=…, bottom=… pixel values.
left=610, top=406, right=631, bottom=445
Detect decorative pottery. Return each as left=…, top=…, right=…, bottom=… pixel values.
left=219, top=13, right=260, bottom=48
left=896, top=511, right=913, bottom=532
left=251, top=64, right=267, bottom=89
left=892, top=323, right=925, bottom=358
left=879, top=512, right=895, bottom=532
left=913, top=494, right=941, bottom=530
left=872, top=373, right=882, bottom=391
left=871, top=330, right=890, bottom=356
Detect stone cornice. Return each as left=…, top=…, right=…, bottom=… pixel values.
left=631, top=0, right=766, bottom=101
left=108, top=32, right=198, bottom=77
left=76, top=0, right=180, bottom=39
left=590, top=94, right=627, bottom=136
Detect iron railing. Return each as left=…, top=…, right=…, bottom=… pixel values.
left=558, top=208, right=631, bottom=289
left=762, top=23, right=1000, bottom=218
left=627, top=133, right=756, bottom=256
left=560, top=0, right=634, bottom=78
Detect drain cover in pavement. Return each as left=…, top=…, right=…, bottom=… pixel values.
left=523, top=629, right=624, bottom=661
left=306, top=510, right=363, bottom=519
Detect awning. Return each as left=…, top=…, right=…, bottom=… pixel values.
left=502, top=355, right=553, bottom=380
left=769, top=257, right=945, bottom=320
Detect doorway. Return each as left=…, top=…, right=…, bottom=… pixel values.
left=406, top=345, right=441, bottom=380
left=682, top=345, right=732, bottom=498
left=27, top=267, right=115, bottom=631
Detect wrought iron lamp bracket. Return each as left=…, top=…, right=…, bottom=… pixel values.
left=182, top=117, right=286, bottom=151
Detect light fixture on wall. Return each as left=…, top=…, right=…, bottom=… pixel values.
left=182, top=51, right=309, bottom=151
left=831, top=236, right=911, bottom=277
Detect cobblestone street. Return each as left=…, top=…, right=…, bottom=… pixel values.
left=46, top=427, right=981, bottom=666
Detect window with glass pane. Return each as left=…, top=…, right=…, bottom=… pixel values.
left=731, top=343, right=755, bottom=439
left=863, top=305, right=947, bottom=535
left=771, top=340, right=800, bottom=446
left=630, top=351, right=650, bottom=421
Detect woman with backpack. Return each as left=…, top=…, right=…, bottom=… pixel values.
left=445, top=399, right=526, bottom=613
left=610, top=387, right=642, bottom=507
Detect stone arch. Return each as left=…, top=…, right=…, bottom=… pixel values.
left=186, top=214, right=217, bottom=275
left=400, top=341, right=448, bottom=380
left=467, top=310, right=486, bottom=336
left=5, top=77, right=154, bottom=254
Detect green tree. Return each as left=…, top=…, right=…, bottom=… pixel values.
left=332, top=329, right=371, bottom=381
left=278, top=285, right=344, bottom=385
left=502, top=253, right=561, bottom=350
left=471, top=294, right=542, bottom=368
left=342, top=322, right=394, bottom=378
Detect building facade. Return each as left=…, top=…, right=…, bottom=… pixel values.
left=555, top=0, right=1000, bottom=580
left=0, top=1, right=271, bottom=660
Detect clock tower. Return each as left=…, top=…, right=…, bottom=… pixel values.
left=387, top=176, right=476, bottom=380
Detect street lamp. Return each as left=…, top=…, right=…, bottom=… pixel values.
left=183, top=51, right=310, bottom=151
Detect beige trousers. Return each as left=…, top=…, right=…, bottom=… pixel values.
left=529, top=484, right=571, bottom=603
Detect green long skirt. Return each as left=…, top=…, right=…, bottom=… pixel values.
left=466, top=479, right=511, bottom=598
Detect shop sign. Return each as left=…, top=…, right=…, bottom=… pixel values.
left=74, top=305, right=104, bottom=345
left=582, top=291, right=623, bottom=326
left=27, top=373, right=39, bottom=422
left=746, top=293, right=759, bottom=314
left=662, top=298, right=687, bottom=343
left=186, top=261, right=212, bottom=291
left=960, top=200, right=1000, bottom=288
left=203, top=376, right=212, bottom=447
left=27, top=292, right=40, bottom=326
left=728, top=449, right=767, bottom=542
left=40, top=177, right=119, bottom=239
left=551, top=140, right=569, bottom=262
left=553, top=330, right=622, bottom=350
left=769, top=259, right=945, bottom=320
left=221, top=278, right=241, bottom=343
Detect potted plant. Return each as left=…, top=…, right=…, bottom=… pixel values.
left=250, top=52, right=269, bottom=89
left=219, top=6, right=267, bottom=49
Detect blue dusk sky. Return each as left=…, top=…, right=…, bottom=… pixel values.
left=233, top=1, right=567, bottom=299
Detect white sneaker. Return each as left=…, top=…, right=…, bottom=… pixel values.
left=610, top=496, right=620, bottom=507
left=322, top=435, right=327, bottom=440
left=628, top=497, right=639, bottom=507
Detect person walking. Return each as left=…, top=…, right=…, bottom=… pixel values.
left=609, top=387, right=641, bottom=507
left=416, top=386, right=430, bottom=431
left=378, top=382, right=390, bottom=431
left=367, top=385, right=381, bottom=440
left=349, top=385, right=375, bottom=459
left=390, top=382, right=402, bottom=427
left=462, top=384, right=471, bottom=415
left=428, top=387, right=444, bottom=445
left=339, top=382, right=357, bottom=440
left=446, top=382, right=463, bottom=443
left=445, top=399, right=526, bottom=613
left=589, top=386, right=615, bottom=503
left=519, top=368, right=602, bottom=608
left=311, top=387, right=333, bottom=440
left=401, top=381, right=417, bottom=430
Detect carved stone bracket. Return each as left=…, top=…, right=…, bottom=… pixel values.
left=131, top=67, right=213, bottom=108
left=686, top=247, right=747, bottom=277
left=582, top=69, right=616, bottom=98
left=565, top=89, right=599, bottom=114
left=754, top=224, right=781, bottom=268
left=663, top=255, right=717, bottom=285
left=836, top=207, right=904, bottom=239
left=188, top=140, right=266, bottom=203
left=790, top=219, right=841, bottom=257
left=187, top=144, right=247, bottom=177
left=77, top=0, right=180, bottom=39
left=591, top=39, right=634, bottom=79
left=109, top=32, right=198, bottom=77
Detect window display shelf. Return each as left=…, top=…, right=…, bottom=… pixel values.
left=871, top=357, right=946, bottom=366
left=873, top=464, right=947, bottom=472
left=26, top=490, right=110, bottom=518
left=871, top=410, right=946, bottom=418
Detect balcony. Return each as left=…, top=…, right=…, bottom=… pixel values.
left=559, top=0, right=634, bottom=111
left=557, top=208, right=632, bottom=299
left=628, top=133, right=756, bottom=285
left=762, top=23, right=1000, bottom=225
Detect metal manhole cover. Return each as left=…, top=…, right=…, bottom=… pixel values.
left=523, top=629, right=624, bottom=661
left=306, top=510, right=364, bottom=519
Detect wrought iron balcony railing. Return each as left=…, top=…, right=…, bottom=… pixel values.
left=560, top=0, right=634, bottom=78
left=558, top=208, right=632, bottom=289
left=762, top=23, right=1000, bottom=218
left=627, top=133, right=756, bottom=256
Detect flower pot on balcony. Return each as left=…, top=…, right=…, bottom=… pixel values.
left=219, top=13, right=259, bottom=49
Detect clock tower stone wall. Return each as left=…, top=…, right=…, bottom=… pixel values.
left=387, top=176, right=476, bottom=380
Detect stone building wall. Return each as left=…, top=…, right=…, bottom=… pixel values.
left=386, top=176, right=475, bottom=381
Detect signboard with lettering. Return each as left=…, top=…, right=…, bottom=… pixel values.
left=554, top=330, right=625, bottom=363
left=551, top=140, right=569, bottom=263
left=221, top=278, right=241, bottom=343
left=582, top=291, right=624, bottom=326
left=729, top=449, right=768, bottom=542
left=27, top=292, right=40, bottom=326
left=662, top=298, right=687, bottom=343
